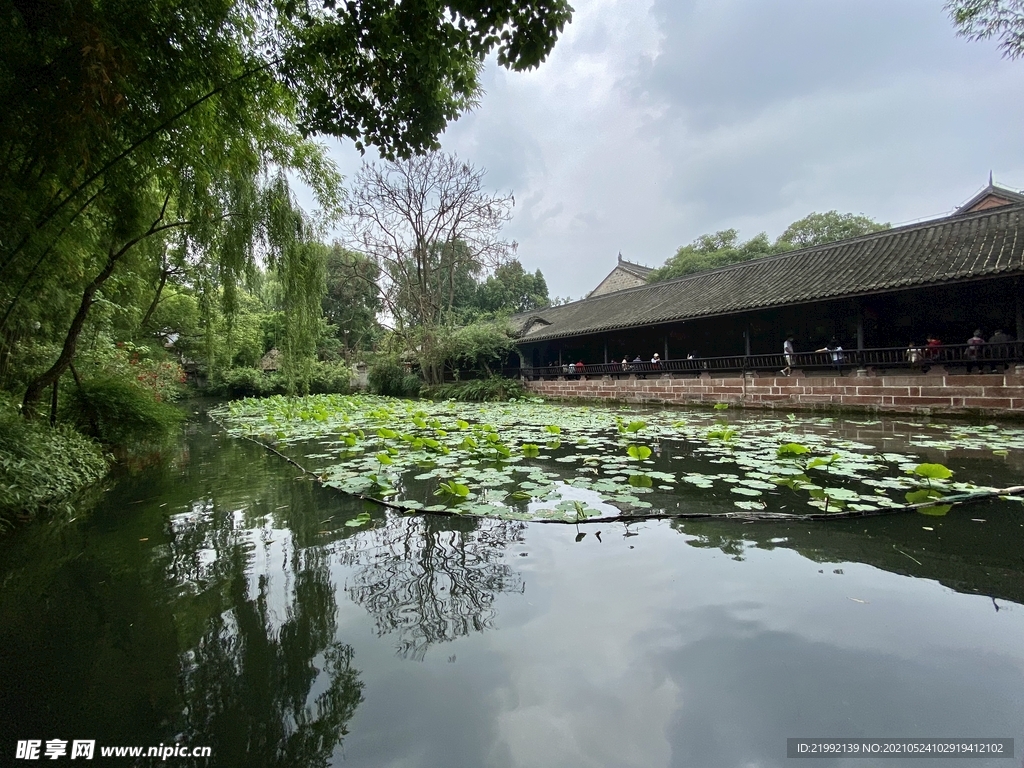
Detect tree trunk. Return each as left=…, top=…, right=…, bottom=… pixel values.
left=139, top=259, right=171, bottom=330
left=22, top=250, right=121, bottom=417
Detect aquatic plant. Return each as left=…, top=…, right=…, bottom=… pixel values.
left=211, top=394, right=1023, bottom=523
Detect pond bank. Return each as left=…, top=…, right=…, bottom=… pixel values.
left=524, top=370, right=1024, bottom=417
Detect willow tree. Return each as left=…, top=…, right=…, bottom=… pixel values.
left=347, top=153, right=516, bottom=384
left=1, top=0, right=572, bottom=411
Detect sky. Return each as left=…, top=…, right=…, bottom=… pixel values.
left=311, top=0, right=1024, bottom=301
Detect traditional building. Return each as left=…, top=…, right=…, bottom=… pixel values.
left=587, top=253, right=654, bottom=297
left=514, top=184, right=1024, bottom=373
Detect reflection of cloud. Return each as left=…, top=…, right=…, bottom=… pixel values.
left=339, top=516, right=526, bottom=660
left=653, top=606, right=1024, bottom=766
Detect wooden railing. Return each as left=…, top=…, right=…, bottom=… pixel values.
left=519, top=342, right=1024, bottom=380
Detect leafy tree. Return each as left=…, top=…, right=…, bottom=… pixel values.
left=474, top=259, right=550, bottom=314
left=425, top=319, right=519, bottom=379
left=947, top=0, right=1024, bottom=58
left=347, top=152, right=516, bottom=384
left=648, top=230, right=778, bottom=282
left=322, top=246, right=381, bottom=354
left=648, top=211, right=890, bottom=283
left=1, top=0, right=572, bottom=415
left=775, top=211, right=888, bottom=249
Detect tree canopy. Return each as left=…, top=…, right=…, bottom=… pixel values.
left=0, top=0, right=572, bottom=414
left=775, top=211, right=889, bottom=249
left=648, top=211, right=889, bottom=283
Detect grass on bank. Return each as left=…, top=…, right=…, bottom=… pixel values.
left=0, top=400, right=110, bottom=528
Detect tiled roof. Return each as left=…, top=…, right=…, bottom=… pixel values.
left=516, top=204, right=1024, bottom=343
left=618, top=259, right=653, bottom=278
left=954, top=183, right=1024, bottom=215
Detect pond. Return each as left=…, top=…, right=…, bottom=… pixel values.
left=0, top=400, right=1022, bottom=767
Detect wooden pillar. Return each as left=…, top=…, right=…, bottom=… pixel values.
left=1016, top=279, right=1023, bottom=341
left=558, top=348, right=562, bottom=367
left=856, top=300, right=865, bottom=351
left=604, top=338, right=608, bottom=364
left=744, top=325, right=751, bottom=357
left=664, top=335, right=669, bottom=360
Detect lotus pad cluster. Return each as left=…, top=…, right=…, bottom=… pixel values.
left=210, top=394, right=1023, bottom=523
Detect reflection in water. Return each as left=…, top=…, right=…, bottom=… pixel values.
left=161, top=500, right=364, bottom=767
left=340, top=515, right=526, bottom=660
left=178, top=560, right=362, bottom=767
left=674, top=505, right=1024, bottom=604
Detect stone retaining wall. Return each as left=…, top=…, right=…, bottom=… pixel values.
left=523, top=370, right=1024, bottom=416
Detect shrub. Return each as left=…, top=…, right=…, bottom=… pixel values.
left=368, top=356, right=421, bottom=397
left=82, top=339, right=187, bottom=402
left=209, top=367, right=286, bottom=399
left=308, top=361, right=353, bottom=394
left=0, top=406, right=109, bottom=527
left=61, top=375, right=184, bottom=449
left=422, top=376, right=524, bottom=402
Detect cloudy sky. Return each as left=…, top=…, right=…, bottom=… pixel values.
left=316, top=0, right=1024, bottom=300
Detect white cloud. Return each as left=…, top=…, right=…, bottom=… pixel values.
left=315, top=0, right=1024, bottom=299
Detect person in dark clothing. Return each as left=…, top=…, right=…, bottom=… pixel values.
left=965, top=329, right=985, bottom=373
left=988, top=329, right=1015, bottom=369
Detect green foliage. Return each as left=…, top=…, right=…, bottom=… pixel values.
left=278, top=239, right=329, bottom=395
left=62, top=375, right=184, bottom=449
left=947, top=0, right=1024, bottom=59
left=367, top=357, right=422, bottom=398
left=435, top=480, right=471, bottom=498
left=345, top=512, right=373, bottom=527
left=308, top=361, right=353, bottom=395
left=648, top=230, right=779, bottom=282
left=778, top=443, right=810, bottom=456
left=775, top=211, right=889, bottom=249
left=81, top=340, right=186, bottom=403
left=211, top=368, right=287, bottom=399
left=474, top=260, right=551, bottom=314
left=627, top=444, right=652, bottom=460
left=0, top=404, right=109, bottom=525
left=421, top=377, right=524, bottom=402
left=913, top=463, right=954, bottom=480
left=648, top=211, right=888, bottom=282
left=322, top=246, right=381, bottom=352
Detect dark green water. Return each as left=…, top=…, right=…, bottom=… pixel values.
left=1, top=408, right=1023, bottom=767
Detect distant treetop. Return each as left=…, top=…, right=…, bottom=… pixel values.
left=647, top=211, right=889, bottom=283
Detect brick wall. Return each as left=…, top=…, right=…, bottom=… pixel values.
left=523, top=371, right=1024, bottom=416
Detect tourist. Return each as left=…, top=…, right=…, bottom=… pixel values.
left=651, top=353, right=661, bottom=368
left=925, top=335, right=942, bottom=361
left=989, top=329, right=1014, bottom=363
left=965, top=329, right=985, bottom=372
left=781, top=335, right=795, bottom=376
left=905, top=341, right=923, bottom=365
left=621, top=356, right=630, bottom=372
left=815, top=337, right=845, bottom=372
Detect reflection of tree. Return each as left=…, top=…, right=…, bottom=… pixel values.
left=672, top=517, right=1024, bottom=605
left=167, top=511, right=363, bottom=768
left=341, top=515, right=526, bottom=660
left=676, top=523, right=750, bottom=561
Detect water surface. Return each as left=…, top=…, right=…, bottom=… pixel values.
left=1, top=407, right=1022, bottom=767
